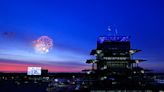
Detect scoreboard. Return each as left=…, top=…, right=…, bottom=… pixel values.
left=27, top=67, right=41, bottom=75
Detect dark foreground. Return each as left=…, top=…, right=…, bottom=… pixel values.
left=0, top=73, right=164, bottom=92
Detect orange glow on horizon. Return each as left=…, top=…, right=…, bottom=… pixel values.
left=0, top=62, right=85, bottom=73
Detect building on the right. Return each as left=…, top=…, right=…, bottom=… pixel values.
left=84, top=35, right=163, bottom=90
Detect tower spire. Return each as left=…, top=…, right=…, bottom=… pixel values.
left=107, top=25, right=118, bottom=36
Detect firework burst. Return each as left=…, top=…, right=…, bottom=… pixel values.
left=33, top=36, right=53, bottom=54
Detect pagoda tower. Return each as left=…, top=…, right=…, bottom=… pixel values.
left=86, top=35, right=146, bottom=89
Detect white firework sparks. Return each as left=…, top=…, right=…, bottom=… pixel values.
left=33, top=36, right=53, bottom=54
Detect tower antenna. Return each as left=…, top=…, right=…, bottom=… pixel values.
left=115, top=28, right=118, bottom=36
left=107, top=26, right=112, bottom=36
left=107, top=26, right=112, bottom=31
left=107, top=25, right=118, bottom=36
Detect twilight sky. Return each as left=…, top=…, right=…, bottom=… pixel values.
left=0, top=0, right=164, bottom=72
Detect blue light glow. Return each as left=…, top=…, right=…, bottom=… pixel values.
left=98, top=36, right=130, bottom=44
